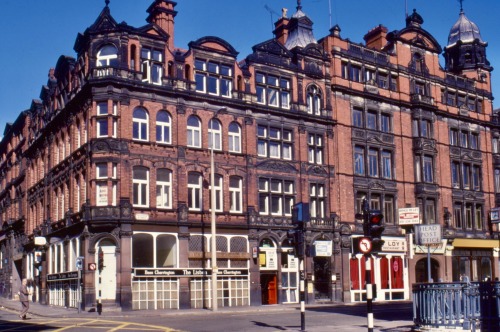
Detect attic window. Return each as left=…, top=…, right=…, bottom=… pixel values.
left=97, top=45, right=118, bottom=67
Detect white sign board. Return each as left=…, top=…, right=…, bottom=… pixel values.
left=34, top=237, right=47, bottom=246
left=414, top=224, right=442, bottom=245
left=398, top=207, right=420, bottom=225
left=491, top=208, right=500, bottom=224
left=314, top=241, right=332, bottom=257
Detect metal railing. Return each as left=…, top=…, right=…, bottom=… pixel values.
left=413, top=282, right=500, bottom=331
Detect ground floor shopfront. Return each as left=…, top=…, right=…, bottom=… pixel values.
left=18, top=226, right=500, bottom=309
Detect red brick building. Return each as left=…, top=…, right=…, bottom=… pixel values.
left=0, top=1, right=496, bottom=310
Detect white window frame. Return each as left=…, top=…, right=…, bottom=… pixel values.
left=133, top=166, right=149, bottom=207
left=209, top=174, right=223, bottom=212
left=156, top=169, right=172, bottom=209
left=97, top=45, right=118, bottom=67
left=188, top=173, right=202, bottom=211
left=187, top=116, right=201, bottom=148
left=96, top=163, right=108, bottom=206
left=228, top=122, right=241, bottom=153
left=141, top=48, right=163, bottom=85
left=133, top=108, right=149, bottom=141
left=208, top=119, right=222, bottom=151
left=156, top=111, right=172, bottom=144
left=229, top=176, right=243, bottom=213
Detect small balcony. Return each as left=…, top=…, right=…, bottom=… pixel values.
left=411, top=93, right=435, bottom=107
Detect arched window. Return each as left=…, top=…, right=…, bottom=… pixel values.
left=97, top=45, right=118, bottom=67
left=307, top=85, right=322, bottom=115
left=187, top=116, right=201, bottom=148
left=414, top=53, right=424, bottom=72
left=133, top=166, right=149, bottom=207
left=156, top=111, right=171, bottom=144
left=228, top=122, right=241, bottom=153
left=208, top=119, right=222, bottom=150
left=133, top=107, right=149, bottom=141
left=156, top=168, right=172, bottom=209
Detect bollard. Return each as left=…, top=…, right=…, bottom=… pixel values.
left=97, top=299, right=102, bottom=315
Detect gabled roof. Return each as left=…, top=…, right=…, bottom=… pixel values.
left=188, top=36, right=239, bottom=57
left=386, top=9, right=442, bottom=54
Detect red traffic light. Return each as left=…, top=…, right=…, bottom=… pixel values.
left=369, top=210, right=383, bottom=224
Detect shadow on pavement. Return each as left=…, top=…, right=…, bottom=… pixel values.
left=0, top=318, right=59, bottom=331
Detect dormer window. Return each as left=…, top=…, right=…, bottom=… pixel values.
left=255, top=73, right=290, bottom=109
left=97, top=45, right=118, bottom=67
left=141, top=48, right=163, bottom=85
left=195, top=59, right=232, bottom=97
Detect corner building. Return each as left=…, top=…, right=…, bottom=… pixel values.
left=0, top=1, right=496, bottom=310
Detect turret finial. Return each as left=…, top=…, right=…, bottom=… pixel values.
left=105, top=0, right=110, bottom=7
left=297, top=0, right=302, bottom=11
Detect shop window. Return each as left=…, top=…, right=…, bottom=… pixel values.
left=132, top=233, right=154, bottom=267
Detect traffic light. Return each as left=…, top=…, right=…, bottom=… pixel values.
left=368, top=210, right=385, bottom=253
left=98, top=248, right=104, bottom=271
left=287, top=226, right=305, bottom=258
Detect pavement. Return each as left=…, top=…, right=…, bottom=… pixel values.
left=0, top=297, right=416, bottom=331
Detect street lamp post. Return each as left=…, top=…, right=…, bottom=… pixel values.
left=210, top=117, right=218, bottom=311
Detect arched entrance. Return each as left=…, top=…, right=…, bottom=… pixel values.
left=259, top=238, right=278, bottom=305
left=95, top=239, right=117, bottom=301
left=415, top=258, right=440, bottom=283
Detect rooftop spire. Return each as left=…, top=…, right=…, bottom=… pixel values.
left=459, top=0, right=463, bottom=12
left=297, top=0, right=302, bottom=11
left=105, top=0, right=110, bottom=7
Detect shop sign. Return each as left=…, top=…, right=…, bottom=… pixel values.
left=382, top=238, right=407, bottom=252
left=414, top=239, right=447, bottom=254
left=134, top=268, right=248, bottom=277
left=47, top=271, right=79, bottom=281
left=398, top=207, right=420, bottom=225
left=313, top=241, right=332, bottom=257
left=259, top=249, right=277, bottom=270
left=288, top=256, right=298, bottom=269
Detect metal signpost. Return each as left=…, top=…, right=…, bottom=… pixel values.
left=76, top=256, right=84, bottom=314
left=414, top=224, right=442, bottom=282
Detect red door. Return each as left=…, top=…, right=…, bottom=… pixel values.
left=267, top=275, right=277, bottom=304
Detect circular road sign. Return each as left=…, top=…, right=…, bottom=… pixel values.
left=358, top=237, right=372, bottom=254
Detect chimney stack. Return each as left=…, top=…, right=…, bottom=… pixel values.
left=364, top=25, right=388, bottom=51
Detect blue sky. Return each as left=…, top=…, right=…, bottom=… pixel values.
left=1, top=0, right=499, bottom=133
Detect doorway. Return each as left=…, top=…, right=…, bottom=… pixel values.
left=415, top=258, right=439, bottom=283
left=313, top=257, right=331, bottom=300
left=95, top=240, right=116, bottom=300
left=260, top=274, right=277, bottom=305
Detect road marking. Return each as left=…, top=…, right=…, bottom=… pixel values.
left=51, top=319, right=103, bottom=331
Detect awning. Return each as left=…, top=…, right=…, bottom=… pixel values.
left=452, top=238, right=500, bottom=249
